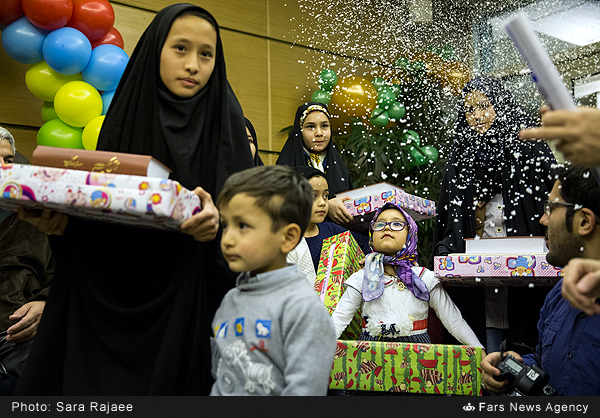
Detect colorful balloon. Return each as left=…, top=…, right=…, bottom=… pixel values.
left=90, top=26, right=124, bottom=49
left=310, top=89, right=331, bottom=105
left=377, top=87, right=396, bottom=109
left=0, top=0, right=24, bottom=26
left=329, top=75, right=378, bottom=119
left=421, top=145, right=439, bottom=162
left=43, top=27, right=92, bottom=75
left=37, top=118, right=84, bottom=149
left=82, top=44, right=128, bottom=91
left=101, top=89, right=115, bottom=115
left=82, top=115, right=105, bottom=150
left=394, top=56, right=409, bottom=69
left=25, top=60, right=83, bottom=102
left=67, top=0, right=115, bottom=41
left=371, top=77, right=386, bottom=91
left=318, top=68, right=337, bottom=93
left=22, top=0, right=73, bottom=31
left=329, top=111, right=354, bottom=137
left=1, top=16, right=50, bottom=64
left=404, top=130, right=420, bottom=146
left=387, top=102, right=406, bottom=120
left=409, top=146, right=427, bottom=167
left=370, top=109, right=389, bottom=127
left=41, top=101, right=59, bottom=122
left=54, top=80, right=103, bottom=127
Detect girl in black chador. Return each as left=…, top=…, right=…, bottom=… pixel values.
left=433, top=75, right=557, bottom=353
left=16, top=3, right=254, bottom=395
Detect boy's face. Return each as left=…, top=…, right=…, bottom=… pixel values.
left=301, top=111, right=331, bottom=153
left=309, top=176, right=329, bottom=225
left=160, top=15, right=217, bottom=98
left=220, top=193, right=289, bottom=276
left=372, top=208, right=409, bottom=256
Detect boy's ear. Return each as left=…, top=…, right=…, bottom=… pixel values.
left=280, top=223, right=302, bottom=254
left=577, top=207, right=597, bottom=237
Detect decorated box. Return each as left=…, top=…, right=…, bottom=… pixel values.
left=434, top=254, right=563, bottom=287
left=315, top=231, right=365, bottom=340
left=330, top=340, right=482, bottom=395
left=338, top=182, right=436, bottom=234
left=0, top=164, right=201, bottom=231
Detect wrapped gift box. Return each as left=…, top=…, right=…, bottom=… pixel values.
left=338, top=182, right=436, bottom=234
left=434, top=254, right=563, bottom=287
left=315, top=231, right=365, bottom=339
left=330, top=340, right=482, bottom=395
left=0, top=164, right=201, bottom=231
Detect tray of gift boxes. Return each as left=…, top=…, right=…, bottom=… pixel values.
left=434, top=237, right=563, bottom=287
left=314, top=231, right=482, bottom=394
left=0, top=148, right=201, bottom=231
left=337, top=182, right=436, bottom=235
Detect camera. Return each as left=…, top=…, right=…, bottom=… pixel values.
left=493, top=353, right=557, bottom=396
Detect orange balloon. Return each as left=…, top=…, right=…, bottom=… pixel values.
left=436, top=61, right=472, bottom=95
left=413, top=51, right=445, bottom=78
left=330, top=110, right=354, bottom=137
left=329, top=76, right=378, bottom=119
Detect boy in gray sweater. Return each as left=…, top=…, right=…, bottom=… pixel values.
left=211, top=165, right=337, bottom=395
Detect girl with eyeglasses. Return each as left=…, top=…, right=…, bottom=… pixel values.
left=331, top=202, right=483, bottom=347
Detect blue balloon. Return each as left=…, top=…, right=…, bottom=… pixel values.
left=43, top=27, right=92, bottom=75
left=83, top=45, right=129, bottom=92
left=101, top=90, right=115, bottom=115
left=1, top=17, right=50, bottom=64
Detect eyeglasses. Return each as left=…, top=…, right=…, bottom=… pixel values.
left=371, top=220, right=408, bottom=232
left=544, top=199, right=576, bottom=217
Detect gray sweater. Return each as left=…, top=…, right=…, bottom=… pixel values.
left=210, top=264, right=337, bottom=395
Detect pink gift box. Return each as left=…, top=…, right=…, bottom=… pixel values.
left=433, top=254, right=563, bottom=287
left=0, top=164, right=201, bottom=230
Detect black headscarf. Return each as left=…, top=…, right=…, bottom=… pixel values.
left=244, top=117, right=264, bottom=166
left=276, top=102, right=354, bottom=195
left=433, top=75, right=557, bottom=256
left=98, top=3, right=254, bottom=196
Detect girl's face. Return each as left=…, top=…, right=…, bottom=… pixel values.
left=309, top=176, right=329, bottom=224
left=301, top=111, right=331, bottom=153
left=372, top=208, right=409, bottom=256
left=160, top=15, right=217, bottom=98
left=464, top=90, right=496, bottom=134
left=246, top=126, right=257, bottom=158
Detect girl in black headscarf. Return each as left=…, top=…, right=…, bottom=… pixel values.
left=245, top=117, right=264, bottom=166
left=15, top=4, right=254, bottom=395
left=276, top=102, right=355, bottom=224
left=432, top=75, right=557, bottom=353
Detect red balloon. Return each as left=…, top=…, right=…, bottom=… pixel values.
left=22, top=0, right=73, bottom=30
left=67, top=0, right=115, bottom=41
left=90, top=26, right=124, bottom=50
left=0, top=0, right=24, bottom=26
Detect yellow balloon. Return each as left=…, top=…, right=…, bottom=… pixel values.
left=25, top=61, right=83, bottom=102
left=82, top=115, right=105, bottom=150
left=437, top=61, right=472, bottom=96
left=329, top=76, right=378, bottom=119
left=54, top=81, right=103, bottom=128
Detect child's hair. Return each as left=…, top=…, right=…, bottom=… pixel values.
left=217, top=165, right=313, bottom=236
left=292, top=165, right=327, bottom=182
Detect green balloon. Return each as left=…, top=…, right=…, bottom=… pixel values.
left=421, top=145, right=439, bottom=162
left=390, top=83, right=403, bottom=97
left=404, top=130, right=420, bottom=146
left=377, top=87, right=396, bottom=108
left=387, top=102, right=406, bottom=120
left=37, top=119, right=84, bottom=149
left=409, top=146, right=427, bottom=166
left=318, top=69, right=337, bottom=92
left=441, top=45, right=456, bottom=61
left=311, top=89, right=331, bottom=105
left=371, top=77, right=386, bottom=90
left=370, top=109, right=389, bottom=127
left=41, top=101, right=59, bottom=123
left=394, top=56, right=409, bottom=69
left=409, top=60, right=425, bottom=74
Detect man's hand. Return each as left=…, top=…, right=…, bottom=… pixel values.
left=520, top=106, right=600, bottom=166
left=561, top=258, right=600, bottom=315
left=17, top=207, right=68, bottom=235
left=481, top=350, right=521, bottom=395
left=328, top=196, right=353, bottom=225
left=180, top=187, right=219, bottom=242
left=6, top=301, right=46, bottom=344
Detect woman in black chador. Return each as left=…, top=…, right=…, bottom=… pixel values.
left=15, top=3, right=254, bottom=395
left=433, top=75, right=557, bottom=353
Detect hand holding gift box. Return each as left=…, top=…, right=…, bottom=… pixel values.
left=0, top=164, right=201, bottom=232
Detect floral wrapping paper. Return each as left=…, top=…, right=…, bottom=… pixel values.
left=315, top=231, right=365, bottom=340
left=434, top=254, right=563, bottom=287
left=330, top=340, right=482, bottom=395
left=0, top=164, right=201, bottom=230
